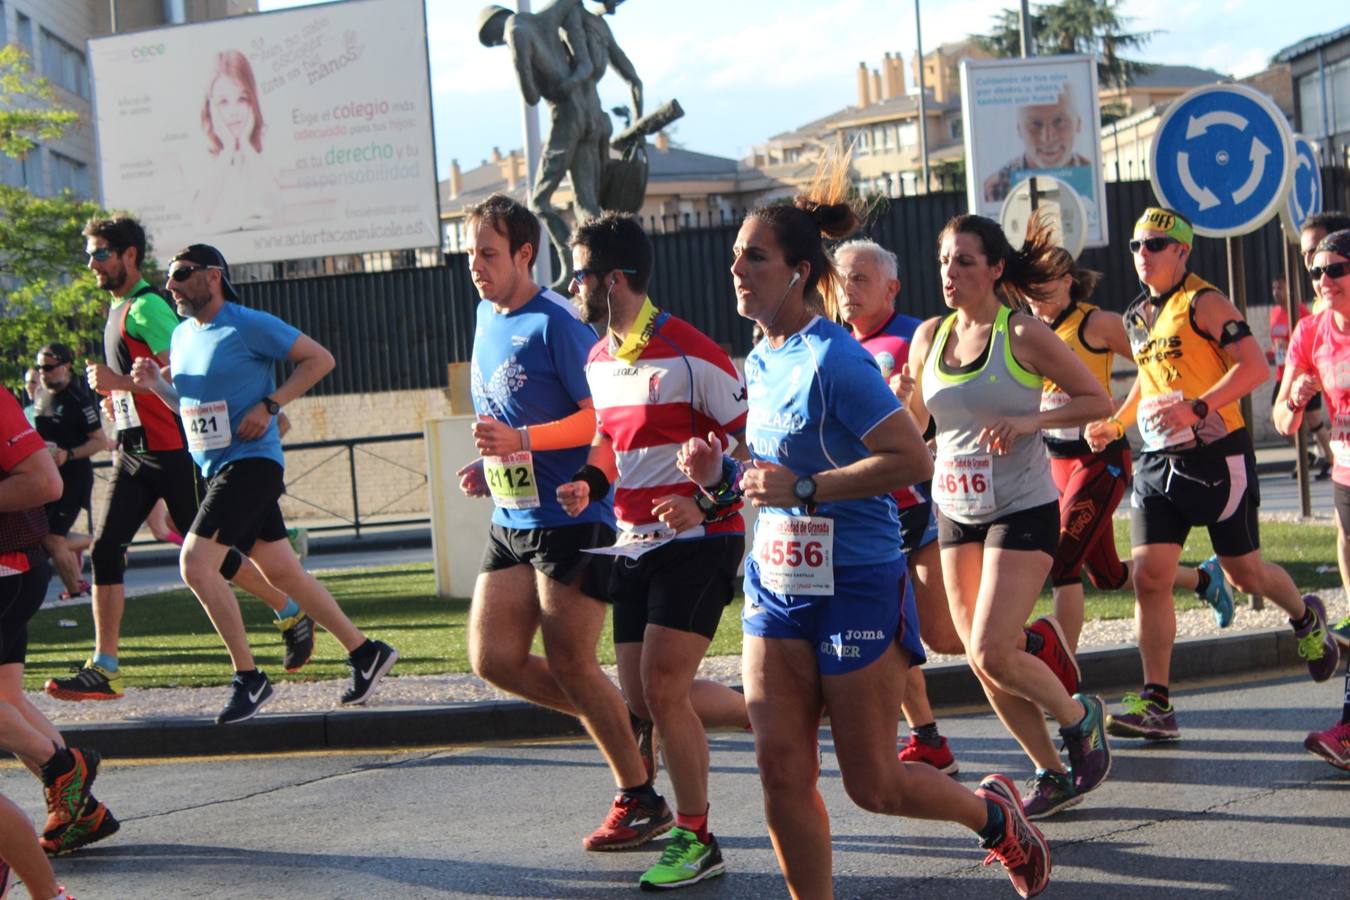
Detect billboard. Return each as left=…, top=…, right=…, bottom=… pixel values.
left=960, top=55, right=1108, bottom=248
left=88, top=0, right=438, bottom=266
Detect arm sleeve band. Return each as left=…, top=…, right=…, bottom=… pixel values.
left=1217, top=319, right=1253, bottom=347
left=526, top=407, right=596, bottom=451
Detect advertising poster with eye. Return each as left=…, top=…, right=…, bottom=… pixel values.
left=959, top=55, right=1109, bottom=248
left=88, top=0, right=438, bottom=266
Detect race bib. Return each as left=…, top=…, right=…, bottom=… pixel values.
left=182, top=400, right=231, bottom=451
left=932, top=453, right=995, bottom=517
left=1040, top=390, right=1079, bottom=442
left=1138, top=390, right=1190, bottom=451
left=110, top=390, right=141, bottom=431
left=484, top=451, right=540, bottom=510
left=1273, top=344, right=1287, bottom=366
left=584, top=527, right=676, bottom=561
left=1332, top=412, right=1350, bottom=465
left=752, top=514, right=834, bottom=596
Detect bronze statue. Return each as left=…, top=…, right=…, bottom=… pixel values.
left=478, top=1, right=680, bottom=289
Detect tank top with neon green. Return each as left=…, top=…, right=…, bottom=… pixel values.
left=922, top=305, right=1058, bottom=524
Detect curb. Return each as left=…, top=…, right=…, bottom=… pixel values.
left=57, top=627, right=1307, bottom=758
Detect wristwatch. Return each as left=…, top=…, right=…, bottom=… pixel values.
left=692, top=490, right=718, bottom=519
left=1190, top=398, right=1209, bottom=420
left=263, top=396, right=282, bottom=416
left=792, top=475, right=818, bottom=506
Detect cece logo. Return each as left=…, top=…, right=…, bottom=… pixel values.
left=130, top=44, right=165, bottom=60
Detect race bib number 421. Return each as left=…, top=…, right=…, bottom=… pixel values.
left=753, top=514, right=834, bottom=595
left=182, top=400, right=230, bottom=451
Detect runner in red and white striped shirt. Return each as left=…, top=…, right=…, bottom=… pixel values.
left=557, top=213, right=750, bottom=890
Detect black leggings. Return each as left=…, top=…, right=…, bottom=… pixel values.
left=0, top=553, right=52, bottom=665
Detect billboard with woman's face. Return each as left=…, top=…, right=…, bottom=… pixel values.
left=960, top=55, right=1109, bottom=248
left=88, top=0, right=438, bottom=265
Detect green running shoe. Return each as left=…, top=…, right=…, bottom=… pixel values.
left=639, top=827, right=725, bottom=891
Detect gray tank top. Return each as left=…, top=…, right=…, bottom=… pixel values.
left=922, top=306, right=1058, bottom=524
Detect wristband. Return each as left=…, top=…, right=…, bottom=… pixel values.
left=705, top=455, right=745, bottom=507
left=572, top=464, right=611, bottom=501
left=1109, top=418, right=1125, bottom=440
left=517, top=427, right=531, bottom=451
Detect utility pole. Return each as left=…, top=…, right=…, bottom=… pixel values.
left=914, top=0, right=931, bottom=193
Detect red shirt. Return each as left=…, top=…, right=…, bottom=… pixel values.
left=1, top=390, right=46, bottom=574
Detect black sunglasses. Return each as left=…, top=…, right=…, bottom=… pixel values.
left=36, top=363, right=66, bottom=372
left=571, top=267, right=637, bottom=285
left=1129, top=237, right=1179, bottom=254
left=87, top=248, right=114, bottom=261
left=1310, top=262, right=1350, bottom=281
left=168, top=265, right=215, bottom=282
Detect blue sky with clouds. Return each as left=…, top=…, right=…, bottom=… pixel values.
left=259, top=0, right=1344, bottom=180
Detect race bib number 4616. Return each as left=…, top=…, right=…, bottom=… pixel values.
left=753, top=514, right=834, bottom=595
left=182, top=400, right=230, bottom=451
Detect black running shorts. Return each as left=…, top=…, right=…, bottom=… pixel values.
left=597, top=535, right=744, bottom=643
left=1130, top=433, right=1259, bottom=557
left=480, top=521, right=615, bottom=586
left=937, top=501, right=1060, bottom=556
left=0, top=554, right=51, bottom=665
left=189, top=458, right=289, bottom=553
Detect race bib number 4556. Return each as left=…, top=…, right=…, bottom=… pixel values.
left=753, top=514, right=834, bottom=595
left=182, top=400, right=230, bottom=451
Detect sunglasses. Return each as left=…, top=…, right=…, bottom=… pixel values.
left=571, top=267, right=637, bottom=285
left=36, top=363, right=66, bottom=372
left=168, top=265, right=221, bottom=282
left=1129, top=237, right=1179, bottom=254
left=87, top=248, right=114, bottom=261
left=1310, top=262, right=1350, bottom=281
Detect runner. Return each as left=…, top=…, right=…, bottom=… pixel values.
left=452, top=195, right=660, bottom=853
left=1022, top=250, right=1234, bottom=644
left=834, top=238, right=963, bottom=775
left=1, top=386, right=112, bottom=868
left=556, top=212, right=750, bottom=890
left=46, top=217, right=313, bottom=703
left=679, top=168, right=1053, bottom=898
left=31, top=343, right=106, bottom=600
left=129, top=243, right=397, bottom=723
left=1267, top=277, right=1331, bottom=480
left=1273, top=227, right=1350, bottom=771
left=1298, top=211, right=1350, bottom=647
left=1090, top=207, right=1339, bottom=743
left=905, top=213, right=1114, bottom=822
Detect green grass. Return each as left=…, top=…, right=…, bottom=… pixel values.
left=23, top=520, right=1342, bottom=691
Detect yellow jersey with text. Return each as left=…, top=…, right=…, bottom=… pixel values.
left=1041, top=301, right=1117, bottom=454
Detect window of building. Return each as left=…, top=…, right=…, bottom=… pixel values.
left=949, top=119, right=963, bottom=141
left=39, top=28, right=89, bottom=100
left=1297, top=60, right=1350, bottom=138
left=49, top=151, right=88, bottom=196
left=21, top=149, right=44, bottom=195
left=15, top=11, right=31, bottom=50
left=898, top=122, right=918, bottom=148
left=0, top=154, right=21, bottom=189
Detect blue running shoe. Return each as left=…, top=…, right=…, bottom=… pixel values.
left=1198, top=555, right=1234, bottom=628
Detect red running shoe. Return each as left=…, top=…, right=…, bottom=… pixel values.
left=976, top=774, right=1052, bottom=898
left=582, top=792, right=673, bottom=851
left=1025, top=616, right=1080, bottom=695
left=898, top=733, right=959, bottom=775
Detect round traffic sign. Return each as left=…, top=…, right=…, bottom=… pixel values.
left=1279, top=134, right=1323, bottom=234
left=999, top=175, right=1088, bottom=259
left=1149, top=83, right=1294, bottom=238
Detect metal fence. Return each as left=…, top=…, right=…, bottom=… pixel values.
left=234, top=169, right=1350, bottom=395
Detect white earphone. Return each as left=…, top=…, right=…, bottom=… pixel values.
left=788, top=272, right=801, bottom=288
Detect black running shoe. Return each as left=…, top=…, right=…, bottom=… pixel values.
left=217, top=670, right=274, bottom=725
left=276, top=612, right=315, bottom=672
left=340, top=640, right=398, bottom=705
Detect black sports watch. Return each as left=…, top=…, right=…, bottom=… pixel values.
left=692, top=490, right=718, bottom=519
left=792, top=475, right=818, bottom=506
left=1190, top=398, right=1209, bottom=421
left=263, top=396, right=282, bottom=416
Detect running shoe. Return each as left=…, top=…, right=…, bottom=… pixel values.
left=583, top=791, right=673, bottom=851
left=1330, top=615, right=1350, bottom=650
left=1293, top=594, right=1340, bottom=683
left=1022, top=769, right=1082, bottom=820
left=44, top=662, right=123, bottom=701
left=638, top=827, right=725, bottom=891
left=975, top=774, right=1051, bottom=898
left=1197, top=555, right=1235, bottom=628
left=340, top=639, right=398, bottom=705
left=1061, top=693, right=1111, bottom=794
left=1316, top=458, right=1333, bottom=481
left=58, top=580, right=91, bottom=601
left=41, top=796, right=120, bottom=856
left=287, top=527, right=310, bottom=562
left=275, top=612, right=315, bottom=672
left=1303, top=720, right=1350, bottom=772
left=1024, top=616, right=1080, bottom=695
left=217, top=670, right=274, bottom=725
left=898, top=733, right=959, bottom=775
left=632, top=711, right=657, bottom=782
left=41, top=747, right=99, bottom=842
left=1105, top=691, right=1180, bottom=741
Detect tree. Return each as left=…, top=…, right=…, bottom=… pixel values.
left=972, top=0, right=1156, bottom=93
left=0, top=45, right=111, bottom=388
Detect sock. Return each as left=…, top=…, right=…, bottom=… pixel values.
left=41, top=745, right=74, bottom=782
left=92, top=653, right=117, bottom=673
left=1024, top=629, right=1044, bottom=656
left=1194, top=567, right=1211, bottom=597
left=1291, top=608, right=1315, bottom=631
left=166, top=529, right=184, bottom=546
left=676, top=806, right=710, bottom=843
left=913, top=722, right=942, bottom=748
left=274, top=598, right=301, bottom=620
left=1341, top=670, right=1350, bottom=726
left=1143, top=683, right=1170, bottom=705
left=236, top=668, right=263, bottom=682
left=620, top=781, right=658, bottom=801
left=977, top=797, right=1006, bottom=845
left=350, top=638, right=375, bottom=659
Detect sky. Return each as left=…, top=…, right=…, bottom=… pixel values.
left=258, top=0, right=1344, bottom=182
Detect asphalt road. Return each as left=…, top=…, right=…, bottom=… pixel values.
left=8, top=668, right=1346, bottom=899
